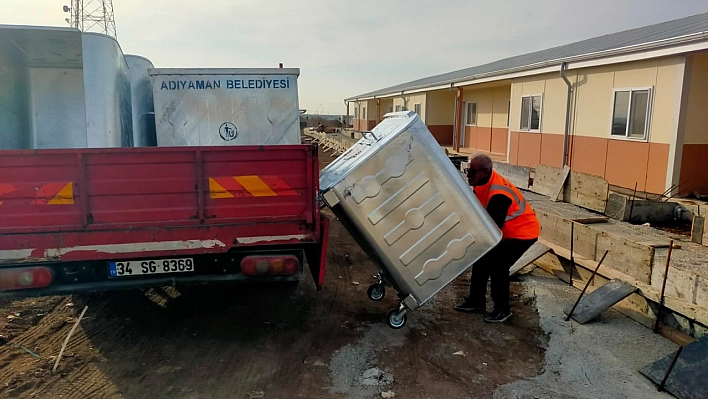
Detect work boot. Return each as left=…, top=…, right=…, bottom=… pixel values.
left=454, top=297, right=486, bottom=313
left=484, top=309, right=512, bottom=323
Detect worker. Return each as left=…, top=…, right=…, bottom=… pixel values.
left=455, top=154, right=540, bottom=323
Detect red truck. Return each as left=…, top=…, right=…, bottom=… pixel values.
left=0, top=144, right=328, bottom=297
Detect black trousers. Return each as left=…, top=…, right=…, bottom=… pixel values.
left=469, top=238, right=537, bottom=313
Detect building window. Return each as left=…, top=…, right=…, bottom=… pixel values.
left=395, top=105, right=402, bottom=112
left=354, top=108, right=359, bottom=119
left=388, top=106, right=393, bottom=113
left=611, top=88, right=651, bottom=140
left=362, top=107, right=366, bottom=120
left=520, top=95, right=542, bottom=131
left=465, top=102, right=477, bottom=126
left=414, top=103, right=421, bottom=116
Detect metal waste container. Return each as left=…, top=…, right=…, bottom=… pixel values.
left=320, top=111, right=501, bottom=328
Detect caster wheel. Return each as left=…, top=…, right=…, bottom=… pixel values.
left=367, top=284, right=385, bottom=301
left=386, top=308, right=407, bottom=329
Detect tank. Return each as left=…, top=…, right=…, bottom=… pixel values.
left=149, top=68, right=301, bottom=146
left=0, top=25, right=133, bottom=149
left=126, top=55, right=157, bottom=146
left=319, top=111, right=502, bottom=326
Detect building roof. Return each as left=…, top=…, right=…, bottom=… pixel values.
left=346, top=12, right=708, bottom=101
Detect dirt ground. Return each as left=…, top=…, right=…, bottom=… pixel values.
left=0, top=146, right=547, bottom=399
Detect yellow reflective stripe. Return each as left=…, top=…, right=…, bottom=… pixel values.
left=48, top=182, right=74, bottom=205
left=489, top=184, right=527, bottom=221
left=209, top=178, right=235, bottom=199
left=234, top=175, right=278, bottom=197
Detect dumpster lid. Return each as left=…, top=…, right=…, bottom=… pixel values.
left=320, top=111, right=419, bottom=191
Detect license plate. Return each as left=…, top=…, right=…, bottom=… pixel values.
left=108, top=258, right=194, bottom=278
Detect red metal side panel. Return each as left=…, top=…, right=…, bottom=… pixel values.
left=201, top=147, right=313, bottom=223
left=0, top=145, right=320, bottom=263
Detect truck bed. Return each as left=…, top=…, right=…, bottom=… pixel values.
left=0, top=144, right=325, bottom=295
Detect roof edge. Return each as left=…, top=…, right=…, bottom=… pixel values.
left=345, top=30, right=708, bottom=102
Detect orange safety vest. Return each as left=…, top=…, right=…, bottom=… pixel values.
left=474, top=170, right=540, bottom=240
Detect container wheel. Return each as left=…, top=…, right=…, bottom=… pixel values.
left=386, top=308, right=407, bottom=329
left=367, top=284, right=385, bottom=301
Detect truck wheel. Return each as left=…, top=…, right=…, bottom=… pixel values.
left=367, top=284, right=385, bottom=301
left=386, top=308, right=407, bottom=329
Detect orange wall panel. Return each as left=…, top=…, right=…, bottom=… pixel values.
left=490, top=128, right=508, bottom=155
left=539, top=134, right=565, bottom=168
left=679, top=144, right=708, bottom=194
left=464, top=126, right=477, bottom=149
left=646, top=143, right=669, bottom=195
left=477, top=127, right=492, bottom=153
left=569, top=136, right=608, bottom=178
left=428, top=125, right=454, bottom=146
left=605, top=140, right=650, bottom=192
left=516, top=132, right=542, bottom=167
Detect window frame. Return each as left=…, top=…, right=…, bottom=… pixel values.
left=414, top=103, right=422, bottom=116
left=362, top=106, right=366, bottom=120
left=395, top=105, right=402, bottom=112
left=610, top=87, right=653, bottom=142
left=520, top=94, right=543, bottom=132
left=465, top=102, right=478, bottom=126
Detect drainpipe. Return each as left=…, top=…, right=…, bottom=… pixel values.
left=560, top=62, right=573, bottom=167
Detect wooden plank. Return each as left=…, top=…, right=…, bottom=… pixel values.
left=562, top=170, right=609, bottom=213
left=564, top=280, right=638, bottom=324
left=595, top=231, right=653, bottom=284
left=493, top=162, right=531, bottom=190
left=692, top=215, right=705, bottom=245
left=509, top=242, right=550, bottom=276
left=571, top=216, right=609, bottom=224
left=530, top=164, right=565, bottom=199
left=638, top=241, right=682, bottom=249
left=550, top=165, right=570, bottom=202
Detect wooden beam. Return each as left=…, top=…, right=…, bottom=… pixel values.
left=493, top=162, right=531, bottom=190
left=537, top=240, right=708, bottom=327
left=692, top=215, right=705, bottom=245
left=550, top=165, right=570, bottom=202
left=562, top=170, right=609, bottom=213
left=535, top=210, right=654, bottom=283
left=530, top=164, right=565, bottom=199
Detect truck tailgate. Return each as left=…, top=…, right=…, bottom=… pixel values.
left=0, top=145, right=320, bottom=263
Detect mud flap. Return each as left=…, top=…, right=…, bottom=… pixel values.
left=305, top=214, right=329, bottom=290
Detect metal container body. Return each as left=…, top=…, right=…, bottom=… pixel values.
left=320, top=112, right=501, bottom=307
left=150, top=68, right=301, bottom=147
left=126, top=55, right=156, bottom=147
left=82, top=33, right=133, bottom=148
left=0, top=26, right=87, bottom=149
left=0, top=25, right=133, bottom=149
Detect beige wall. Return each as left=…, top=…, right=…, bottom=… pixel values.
left=393, top=94, right=426, bottom=120
left=509, top=56, right=685, bottom=144
left=683, top=51, right=708, bottom=145
left=509, top=72, right=568, bottom=135
left=425, top=90, right=455, bottom=125
left=462, top=85, right=510, bottom=128
left=380, top=98, right=394, bottom=119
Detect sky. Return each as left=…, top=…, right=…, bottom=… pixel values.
left=3, top=0, right=708, bottom=114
